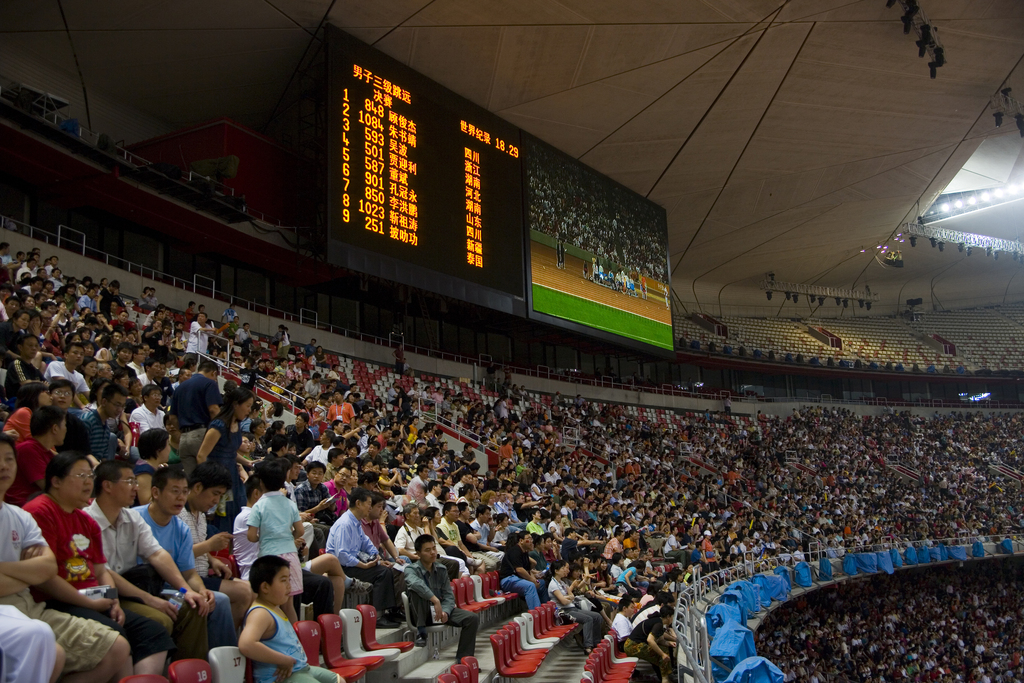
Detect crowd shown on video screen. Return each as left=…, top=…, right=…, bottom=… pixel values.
left=526, top=141, right=669, bottom=284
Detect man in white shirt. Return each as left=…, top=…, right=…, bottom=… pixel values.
left=130, top=385, right=166, bottom=434
left=304, top=430, right=335, bottom=467
left=43, top=340, right=88, bottom=405
left=86, top=460, right=209, bottom=659
left=185, top=312, right=221, bottom=359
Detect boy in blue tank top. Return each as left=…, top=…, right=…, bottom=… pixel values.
left=239, top=556, right=343, bottom=683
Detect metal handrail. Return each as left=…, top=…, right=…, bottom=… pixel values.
left=12, top=215, right=1024, bottom=409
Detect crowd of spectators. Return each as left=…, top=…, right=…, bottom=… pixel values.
left=2, top=243, right=1024, bottom=680
left=526, top=138, right=669, bottom=283
left=756, top=562, right=1024, bottom=683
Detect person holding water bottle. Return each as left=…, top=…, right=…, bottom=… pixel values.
left=86, top=460, right=212, bottom=659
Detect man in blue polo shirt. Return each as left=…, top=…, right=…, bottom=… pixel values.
left=134, top=467, right=237, bottom=649
left=169, top=359, right=221, bottom=476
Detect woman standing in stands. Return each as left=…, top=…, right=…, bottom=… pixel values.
left=196, top=387, right=256, bottom=531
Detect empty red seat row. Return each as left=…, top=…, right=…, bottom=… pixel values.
left=491, top=602, right=580, bottom=679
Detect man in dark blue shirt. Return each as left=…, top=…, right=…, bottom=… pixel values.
left=169, top=360, right=221, bottom=475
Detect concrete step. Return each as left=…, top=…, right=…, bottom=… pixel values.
left=364, top=600, right=526, bottom=683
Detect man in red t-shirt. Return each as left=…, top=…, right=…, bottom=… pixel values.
left=25, top=451, right=174, bottom=675
left=5, top=404, right=65, bottom=506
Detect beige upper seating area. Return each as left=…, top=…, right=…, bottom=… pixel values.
left=907, top=308, right=1024, bottom=370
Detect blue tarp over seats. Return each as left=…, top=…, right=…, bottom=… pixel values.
left=725, top=580, right=760, bottom=614
left=948, top=546, right=968, bottom=561
left=904, top=546, right=918, bottom=564
left=717, top=593, right=748, bottom=627
left=794, top=562, right=812, bottom=587
left=710, top=620, right=757, bottom=682
left=999, top=538, right=1014, bottom=554
left=751, top=574, right=789, bottom=602
left=929, top=547, right=941, bottom=562
left=890, top=548, right=903, bottom=568
left=819, top=557, right=833, bottom=580
left=773, top=566, right=791, bottom=592
left=973, top=541, right=986, bottom=558
left=842, top=554, right=857, bottom=576
left=706, top=603, right=743, bottom=638
left=724, top=657, right=786, bottom=683
left=938, top=544, right=949, bottom=561
left=874, top=551, right=893, bottom=574
left=854, top=553, right=878, bottom=574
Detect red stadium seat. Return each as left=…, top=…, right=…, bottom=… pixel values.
left=167, top=659, right=212, bottom=683
left=316, top=614, right=386, bottom=671
left=292, top=620, right=367, bottom=682
left=355, top=604, right=414, bottom=653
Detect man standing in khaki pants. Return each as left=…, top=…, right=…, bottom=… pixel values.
left=170, top=360, right=222, bottom=475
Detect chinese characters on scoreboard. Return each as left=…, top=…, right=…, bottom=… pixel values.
left=459, top=121, right=519, bottom=269
left=464, top=147, right=482, bottom=267
left=351, top=64, right=418, bottom=246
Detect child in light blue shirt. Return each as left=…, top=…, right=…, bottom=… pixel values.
left=247, top=459, right=304, bottom=624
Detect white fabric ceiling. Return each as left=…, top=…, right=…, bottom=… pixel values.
left=3, top=0, right=1024, bottom=316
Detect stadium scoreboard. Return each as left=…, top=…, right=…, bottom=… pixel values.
left=327, top=27, right=526, bottom=312
left=327, top=27, right=672, bottom=354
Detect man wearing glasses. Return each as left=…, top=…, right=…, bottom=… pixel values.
left=86, top=460, right=211, bottom=659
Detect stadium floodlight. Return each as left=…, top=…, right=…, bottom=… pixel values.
left=759, top=280, right=879, bottom=303
left=904, top=222, right=1024, bottom=260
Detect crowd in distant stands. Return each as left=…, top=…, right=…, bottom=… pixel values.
left=526, top=140, right=669, bottom=283
left=2, top=242, right=1024, bottom=680
left=756, top=563, right=1024, bottom=683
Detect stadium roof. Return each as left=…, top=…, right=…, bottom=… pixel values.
left=3, top=0, right=1024, bottom=316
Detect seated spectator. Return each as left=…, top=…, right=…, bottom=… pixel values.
left=325, top=486, right=401, bottom=628
left=436, top=501, right=480, bottom=571
left=239, top=556, right=339, bottom=683
left=405, top=534, right=479, bottom=657
left=135, top=467, right=239, bottom=649
left=0, top=433, right=133, bottom=683
left=130, top=384, right=166, bottom=435
left=549, top=560, right=603, bottom=654
left=86, top=460, right=210, bottom=659
left=6, top=405, right=66, bottom=506
left=0, top=602, right=64, bottom=683
left=498, top=531, right=542, bottom=610
left=178, top=462, right=253, bottom=626
left=42, top=340, right=88, bottom=407
left=5, top=333, right=43, bottom=398
left=24, top=451, right=174, bottom=676
left=77, top=383, right=128, bottom=463
left=293, top=460, right=336, bottom=535
left=3, top=381, right=52, bottom=443
left=133, top=428, right=170, bottom=505
left=47, top=379, right=92, bottom=457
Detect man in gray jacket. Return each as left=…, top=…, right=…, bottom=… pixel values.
left=403, top=534, right=479, bottom=659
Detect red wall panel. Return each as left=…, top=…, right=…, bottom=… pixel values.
left=128, top=119, right=314, bottom=227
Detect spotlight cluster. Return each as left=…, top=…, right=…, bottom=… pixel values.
left=886, top=0, right=946, bottom=78
left=991, top=88, right=1024, bottom=138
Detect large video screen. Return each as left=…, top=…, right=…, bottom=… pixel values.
left=524, top=135, right=673, bottom=350
left=326, top=27, right=525, bottom=313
